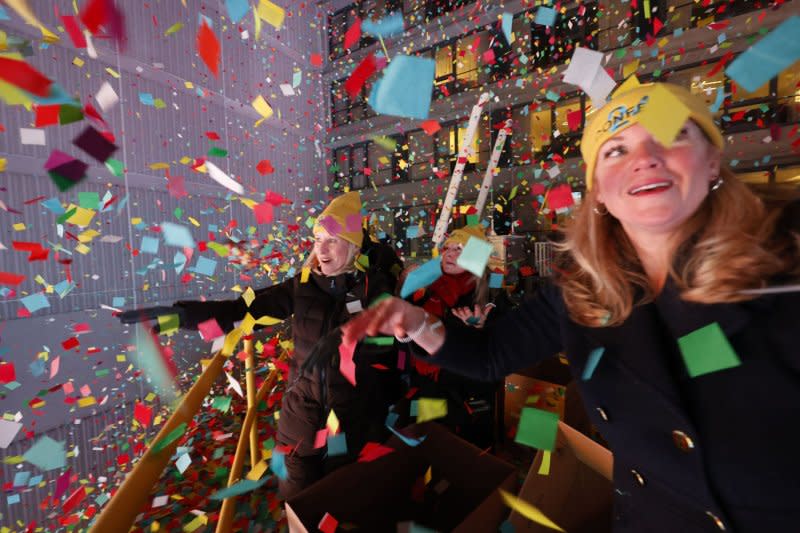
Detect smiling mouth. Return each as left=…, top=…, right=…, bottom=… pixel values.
left=628, top=181, right=672, bottom=195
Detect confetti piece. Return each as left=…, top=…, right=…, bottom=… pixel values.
left=327, top=432, right=348, bottom=456
left=456, top=236, right=494, bottom=277
left=534, top=6, right=557, bottom=27
left=361, top=12, right=403, bottom=38
left=20, top=293, right=50, bottom=313
left=0, top=419, right=22, bottom=448
left=270, top=447, right=288, bottom=479
left=582, top=347, right=605, bottom=381
left=344, top=17, right=361, bottom=49
left=318, top=512, right=339, bottom=533
left=358, top=442, right=394, bottom=462
left=515, top=407, right=559, bottom=451
left=225, top=0, right=249, bottom=24
left=73, top=126, right=118, bottom=163
left=151, top=422, right=188, bottom=453
left=252, top=94, right=274, bottom=119
left=678, top=322, right=741, bottom=378
left=0, top=57, right=52, bottom=97
left=499, top=489, right=565, bottom=532
left=538, top=450, right=552, bottom=475
left=416, top=398, right=447, bottom=423
left=20, top=128, right=45, bottom=145
left=161, top=222, right=196, bottom=248
left=196, top=19, right=220, bottom=77
left=256, top=0, right=285, bottom=30
left=636, top=84, right=691, bottom=148
left=369, top=55, right=435, bottom=120
left=205, top=160, right=244, bottom=194
left=400, top=257, right=442, bottom=299
left=95, top=81, right=119, bottom=112
left=339, top=338, right=357, bottom=386
left=23, top=435, right=66, bottom=471
left=725, top=16, right=800, bottom=93
left=209, top=477, right=268, bottom=500
left=198, top=318, right=225, bottom=341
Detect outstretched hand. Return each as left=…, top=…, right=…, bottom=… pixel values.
left=341, top=296, right=424, bottom=345
left=452, top=303, right=494, bottom=328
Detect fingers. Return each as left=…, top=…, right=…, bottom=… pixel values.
left=342, top=298, right=394, bottom=343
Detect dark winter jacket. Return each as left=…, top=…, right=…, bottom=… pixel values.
left=430, top=276, right=800, bottom=532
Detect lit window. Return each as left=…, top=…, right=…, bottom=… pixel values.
left=530, top=107, right=552, bottom=153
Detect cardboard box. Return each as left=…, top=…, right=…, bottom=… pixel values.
left=504, top=374, right=566, bottom=435
left=286, top=422, right=517, bottom=532
left=510, top=421, right=614, bottom=533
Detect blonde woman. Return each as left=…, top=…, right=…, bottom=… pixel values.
left=343, top=82, right=800, bottom=532
left=121, top=191, right=404, bottom=499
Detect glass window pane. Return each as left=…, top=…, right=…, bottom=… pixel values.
left=530, top=106, right=552, bottom=152
left=352, top=146, right=366, bottom=173
left=778, top=65, right=800, bottom=103
left=731, top=79, right=770, bottom=101
left=338, top=148, right=350, bottom=176
left=554, top=97, right=582, bottom=135
left=511, top=106, right=532, bottom=164
left=456, top=35, right=479, bottom=84
left=435, top=46, right=453, bottom=79
left=457, top=123, right=480, bottom=164
left=666, top=65, right=726, bottom=117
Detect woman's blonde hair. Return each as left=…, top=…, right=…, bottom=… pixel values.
left=303, top=242, right=360, bottom=276
left=556, top=167, right=799, bottom=327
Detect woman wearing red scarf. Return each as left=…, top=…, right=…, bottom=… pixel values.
left=404, top=224, right=507, bottom=449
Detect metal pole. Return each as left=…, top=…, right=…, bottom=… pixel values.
left=432, top=92, right=490, bottom=245
left=475, top=119, right=513, bottom=217
left=243, top=337, right=260, bottom=467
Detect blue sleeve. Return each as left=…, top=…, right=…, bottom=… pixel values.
left=429, top=283, right=565, bottom=381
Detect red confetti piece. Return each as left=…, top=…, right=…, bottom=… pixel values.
left=421, top=119, right=441, bottom=136
left=0, top=272, right=25, bottom=286
left=197, top=20, right=220, bottom=77
left=0, top=57, right=53, bottom=97
left=345, top=53, right=377, bottom=100
left=62, top=337, right=80, bottom=350
left=344, top=17, right=361, bottom=49
left=61, top=486, right=86, bottom=514
left=35, top=105, right=60, bottom=127
left=317, top=512, right=338, bottom=533
left=0, top=362, right=16, bottom=384
left=61, top=15, right=87, bottom=48
left=253, top=201, right=274, bottom=224
left=310, top=53, right=323, bottom=67
left=12, top=241, right=49, bottom=262
left=256, top=159, right=274, bottom=175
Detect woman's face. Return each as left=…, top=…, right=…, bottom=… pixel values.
left=441, top=243, right=466, bottom=275
left=313, top=228, right=354, bottom=276
left=593, top=120, right=720, bottom=239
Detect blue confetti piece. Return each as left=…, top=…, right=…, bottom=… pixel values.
left=501, top=12, right=513, bottom=44
left=112, top=297, right=126, bottom=307
left=209, top=477, right=267, bottom=500
left=386, top=410, right=399, bottom=428
left=361, top=12, right=404, bottom=38
left=192, top=256, right=218, bottom=277
left=270, top=448, right=288, bottom=480
left=138, top=92, right=155, bottom=106
left=41, top=197, right=65, bottom=215
left=400, top=257, right=442, bottom=299
left=160, top=222, right=196, bottom=249
left=327, top=433, right=348, bottom=456
left=582, top=347, right=605, bottom=381
left=140, top=236, right=160, bottom=255
left=224, top=0, right=249, bottom=24
left=13, top=471, right=30, bottom=487
left=709, top=87, right=725, bottom=114
left=489, top=272, right=503, bottom=289
left=0, top=6, right=9, bottom=20
left=386, top=424, right=426, bottom=447
left=409, top=400, right=418, bottom=416
left=29, top=359, right=46, bottom=378
left=31, top=84, right=77, bottom=106
left=534, top=6, right=557, bottom=27
left=23, top=435, right=66, bottom=471
left=369, top=55, right=435, bottom=120
left=725, top=16, right=800, bottom=93
left=405, top=225, right=420, bottom=239
left=456, top=237, right=494, bottom=277
left=7, top=494, right=20, bottom=505
left=20, top=293, right=50, bottom=313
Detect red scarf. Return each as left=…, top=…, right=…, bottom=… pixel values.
left=411, top=271, right=475, bottom=380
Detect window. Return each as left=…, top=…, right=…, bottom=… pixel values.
left=530, top=103, right=553, bottom=154
left=490, top=109, right=514, bottom=168
left=330, top=77, right=372, bottom=128
left=393, top=203, right=437, bottom=259
left=777, top=66, right=800, bottom=124
left=530, top=3, right=598, bottom=69
left=351, top=145, right=368, bottom=190
left=665, top=64, right=726, bottom=118
left=736, top=170, right=771, bottom=184
left=691, top=0, right=771, bottom=27
left=407, top=130, right=435, bottom=181
left=330, top=144, right=369, bottom=190
left=448, top=122, right=481, bottom=164
left=367, top=136, right=408, bottom=185
left=632, top=0, right=667, bottom=40
left=328, top=6, right=357, bottom=60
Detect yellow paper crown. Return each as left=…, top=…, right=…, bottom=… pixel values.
left=444, top=224, right=487, bottom=248
left=581, top=80, right=724, bottom=190
left=314, top=191, right=363, bottom=247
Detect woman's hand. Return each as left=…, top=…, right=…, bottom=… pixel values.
left=341, top=297, right=445, bottom=354
left=452, top=303, right=494, bottom=329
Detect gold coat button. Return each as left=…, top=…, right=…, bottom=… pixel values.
left=705, top=511, right=726, bottom=530
left=631, top=469, right=646, bottom=486
left=672, top=430, right=695, bottom=452
left=596, top=407, right=609, bottom=421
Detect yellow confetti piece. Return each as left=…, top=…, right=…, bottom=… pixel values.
left=13, top=223, right=25, bottom=231
left=5, top=0, right=59, bottom=43
left=150, top=520, right=160, bottom=532
left=326, top=409, right=340, bottom=435
left=253, top=5, right=262, bottom=40
left=300, top=267, right=311, bottom=283
left=149, top=162, right=170, bottom=170
left=0, top=79, right=33, bottom=107
left=164, top=22, right=184, bottom=36
left=537, top=450, right=552, bottom=475
left=0, top=158, right=6, bottom=172
left=77, top=229, right=100, bottom=243
left=622, top=59, right=640, bottom=79
left=254, top=315, right=282, bottom=326
left=105, top=67, right=121, bottom=78
left=239, top=197, right=258, bottom=209
left=222, top=328, right=243, bottom=356
left=77, top=396, right=96, bottom=408
left=188, top=217, right=200, bottom=227
left=131, top=217, right=142, bottom=225
left=417, top=398, right=448, bottom=422
left=74, top=243, right=91, bottom=255
left=246, top=459, right=268, bottom=481
left=2, top=455, right=24, bottom=465
left=252, top=94, right=273, bottom=119
left=499, top=489, right=564, bottom=532
left=116, top=354, right=126, bottom=362
left=256, top=0, right=285, bottom=29
left=145, top=392, right=157, bottom=402
left=182, top=514, right=207, bottom=532
left=240, top=313, right=256, bottom=335
left=424, top=466, right=432, bottom=485
left=242, top=287, right=255, bottom=307
left=72, top=57, right=84, bottom=67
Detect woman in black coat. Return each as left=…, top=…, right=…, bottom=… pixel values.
left=122, top=191, right=404, bottom=499
left=343, top=82, right=800, bottom=532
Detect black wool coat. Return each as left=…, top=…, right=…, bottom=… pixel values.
left=433, top=279, right=800, bottom=532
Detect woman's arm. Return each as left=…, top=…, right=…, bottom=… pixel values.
left=342, top=283, right=565, bottom=382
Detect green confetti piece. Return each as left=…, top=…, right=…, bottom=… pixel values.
left=209, top=477, right=267, bottom=500
left=362, top=336, right=394, bottom=346
left=677, top=322, right=741, bottom=378
left=78, top=191, right=99, bottom=209
left=104, top=158, right=124, bottom=177
left=95, top=369, right=110, bottom=377
left=212, top=395, right=232, bottom=413
left=157, top=313, right=180, bottom=335
left=515, top=407, right=559, bottom=451
left=57, top=207, right=78, bottom=224
left=207, top=146, right=228, bottom=158
left=164, top=22, right=184, bottom=36
left=151, top=422, right=187, bottom=454
left=58, top=105, right=83, bottom=125
left=48, top=172, right=81, bottom=192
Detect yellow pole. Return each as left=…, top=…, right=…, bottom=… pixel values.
left=90, top=351, right=228, bottom=533
left=243, top=338, right=260, bottom=466
left=215, top=369, right=279, bottom=533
